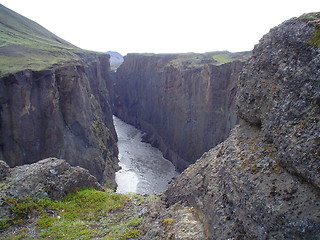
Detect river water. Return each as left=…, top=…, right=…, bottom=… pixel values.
left=113, top=116, right=179, bottom=195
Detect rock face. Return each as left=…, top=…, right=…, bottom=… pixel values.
left=113, top=52, right=247, bottom=171
left=0, top=158, right=103, bottom=200
left=0, top=54, right=118, bottom=185
left=164, top=13, right=320, bottom=239
left=237, top=13, right=320, bottom=189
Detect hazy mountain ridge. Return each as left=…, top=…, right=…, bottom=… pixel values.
left=107, top=50, right=124, bottom=70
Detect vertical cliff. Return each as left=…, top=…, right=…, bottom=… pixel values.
left=164, top=13, right=320, bottom=239
left=0, top=54, right=118, bottom=184
left=113, top=52, right=248, bottom=171
left=0, top=4, right=118, bottom=185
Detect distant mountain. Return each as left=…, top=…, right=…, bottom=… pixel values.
left=107, top=51, right=124, bottom=70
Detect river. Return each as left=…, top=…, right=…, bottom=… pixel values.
left=113, top=116, right=179, bottom=195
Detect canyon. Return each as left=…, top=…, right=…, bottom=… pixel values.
left=113, top=51, right=250, bottom=171
left=0, top=3, right=320, bottom=239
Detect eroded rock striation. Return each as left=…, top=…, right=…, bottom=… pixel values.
left=113, top=52, right=249, bottom=171
left=164, top=13, right=320, bottom=239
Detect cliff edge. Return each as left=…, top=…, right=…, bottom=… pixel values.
left=165, top=13, right=320, bottom=239
left=0, top=4, right=118, bottom=185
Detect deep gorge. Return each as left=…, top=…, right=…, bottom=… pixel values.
left=1, top=4, right=320, bottom=239
left=112, top=52, right=249, bottom=171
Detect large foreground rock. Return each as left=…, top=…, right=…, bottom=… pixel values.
left=237, top=12, right=320, bottom=188
left=165, top=13, right=320, bottom=239
left=0, top=158, right=102, bottom=200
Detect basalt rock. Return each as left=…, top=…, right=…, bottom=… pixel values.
left=164, top=13, right=320, bottom=239
left=0, top=54, right=118, bottom=185
left=113, top=52, right=248, bottom=171
left=237, top=13, right=320, bottom=188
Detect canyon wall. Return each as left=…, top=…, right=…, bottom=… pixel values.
left=113, top=52, right=247, bottom=171
left=164, top=13, right=320, bottom=239
left=0, top=54, right=118, bottom=185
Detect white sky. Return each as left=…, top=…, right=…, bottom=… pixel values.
left=1, top=0, right=320, bottom=55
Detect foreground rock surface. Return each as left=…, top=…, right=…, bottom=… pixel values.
left=0, top=158, right=205, bottom=240
left=165, top=13, right=320, bottom=239
left=237, top=12, right=320, bottom=188
left=113, top=52, right=249, bottom=171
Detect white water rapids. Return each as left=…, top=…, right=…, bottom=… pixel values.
left=113, top=116, right=179, bottom=195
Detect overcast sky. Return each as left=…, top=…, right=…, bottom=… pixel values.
left=1, top=0, right=320, bottom=55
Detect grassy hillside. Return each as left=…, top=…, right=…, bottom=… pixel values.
left=0, top=4, right=90, bottom=77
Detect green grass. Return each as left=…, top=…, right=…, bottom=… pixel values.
left=1, top=188, right=143, bottom=239
left=166, top=51, right=251, bottom=69
left=211, top=53, right=234, bottom=65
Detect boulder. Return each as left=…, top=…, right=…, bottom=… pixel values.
left=0, top=157, right=103, bottom=200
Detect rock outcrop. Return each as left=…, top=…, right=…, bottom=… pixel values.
left=237, top=13, right=320, bottom=189
left=0, top=4, right=118, bottom=185
left=164, top=13, right=320, bottom=239
left=113, top=52, right=249, bottom=171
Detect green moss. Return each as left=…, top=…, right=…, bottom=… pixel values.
left=309, top=26, right=320, bottom=48
left=92, top=120, right=111, bottom=153
left=163, top=218, right=174, bottom=231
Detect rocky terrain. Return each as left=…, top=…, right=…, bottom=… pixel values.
left=164, top=12, right=320, bottom=239
left=0, top=4, right=118, bottom=185
left=113, top=51, right=250, bottom=171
